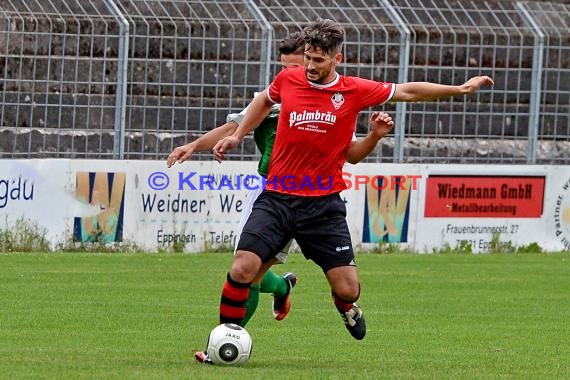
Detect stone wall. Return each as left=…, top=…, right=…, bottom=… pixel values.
left=0, top=0, right=568, bottom=162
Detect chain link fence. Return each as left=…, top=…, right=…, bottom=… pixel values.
left=0, top=0, right=568, bottom=163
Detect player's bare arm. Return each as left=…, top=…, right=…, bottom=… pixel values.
left=392, top=75, right=494, bottom=102
left=166, top=121, right=238, bottom=167
left=213, top=89, right=274, bottom=162
left=346, top=111, right=394, bottom=164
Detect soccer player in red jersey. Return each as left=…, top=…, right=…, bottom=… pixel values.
left=168, top=32, right=392, bottom=330
left=169, top=32, right=394, bottom=364
left=211, top=18, right=493, bottom=344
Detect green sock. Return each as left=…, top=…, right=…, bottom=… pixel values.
left=259, top=270, right=288, bottom=297
left=241, top=284, right=260, bottom=327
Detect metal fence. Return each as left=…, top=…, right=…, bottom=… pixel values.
left=0, top=0, right=568, bottom=164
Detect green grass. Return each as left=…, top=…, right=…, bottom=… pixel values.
left=1, top=252, right=570, bottom=380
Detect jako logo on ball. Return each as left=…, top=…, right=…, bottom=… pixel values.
left=206, top=323, right=252, bottom=365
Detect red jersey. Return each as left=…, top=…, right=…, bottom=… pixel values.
left=265, top=66, right=395, bottom=196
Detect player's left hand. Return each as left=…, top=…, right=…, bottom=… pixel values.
left=461, top=75, right=494, bottom=94
left=369, top=111, right=394, bottom=139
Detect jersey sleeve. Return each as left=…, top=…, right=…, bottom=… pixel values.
left=353, top=77, right=396, bottom=109
left=267, top=69, right=288, bottom=104
left=226, top=110, right=245, bottom=124
left=226, top=91, right=280, bottom=124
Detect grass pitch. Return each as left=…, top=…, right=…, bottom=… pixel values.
left=1, top=252, right=570, bottom=379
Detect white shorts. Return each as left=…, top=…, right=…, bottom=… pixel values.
left=234, top=176, right=292, bottom=263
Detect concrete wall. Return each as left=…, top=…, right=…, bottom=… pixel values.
left=0, top=0, right=568, bottom=162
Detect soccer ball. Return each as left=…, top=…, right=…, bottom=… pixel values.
left=206, top=323, right=252, bottom=365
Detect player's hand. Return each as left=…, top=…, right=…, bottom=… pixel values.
left=461, top=76, right=494, bottom=94
left=167, top=144, right=195, bottom=168
left=213, top=136, right=241, bottom=163
left=369, top=111, right=394, bottom=139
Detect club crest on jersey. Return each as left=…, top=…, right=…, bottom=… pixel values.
left=331, top=92, right=344, bottom=110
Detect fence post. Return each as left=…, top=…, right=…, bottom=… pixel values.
left=104, top=0, right=129, bottom=160
left=516, top=2, right=544, bottom=165
left=381, top=0, right=410, bottom=163
left=244, top=0, right=273, bottom=88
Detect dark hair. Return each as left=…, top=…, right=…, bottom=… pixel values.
left=303, top=18, right=344, bottom=56
left=278, top=31, right=305, bottom=55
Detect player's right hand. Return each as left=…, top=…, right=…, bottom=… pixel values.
left=213, top=136, right=241, bottom=163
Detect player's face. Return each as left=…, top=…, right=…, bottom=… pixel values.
left=280, top=53, right=304, bottom=70
left=303, top=45, right=341, bottom=84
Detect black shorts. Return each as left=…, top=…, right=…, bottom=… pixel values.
left=236, top=191, right=355, bottom=273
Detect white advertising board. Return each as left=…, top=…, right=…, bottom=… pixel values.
left=341, top=163, right=422, bottom=251
left=0, top=159, right=253, bottom=251
left=120, top=160, right=254, bottom=251
left=414, top=164, right=556, bottom=252
left=1, top=159, right=568, bottom=253
left=0, top=159, right=77, bottom=246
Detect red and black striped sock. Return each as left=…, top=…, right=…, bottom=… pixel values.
left=332, top=285, right=360, bottom=314
left=332, top=292, right=352, bottom=313
left=219, top=273, right=251, bottom=325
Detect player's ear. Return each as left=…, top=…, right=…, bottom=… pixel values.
left=334, top=52, right=343, bottom=64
